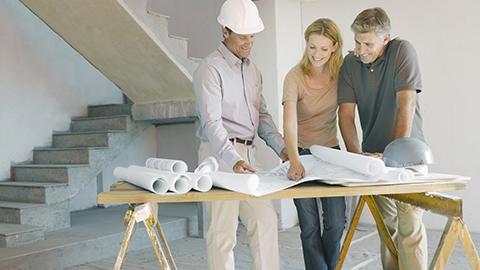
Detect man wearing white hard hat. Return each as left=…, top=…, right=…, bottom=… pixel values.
left=193, top=0, right=288, bottom=269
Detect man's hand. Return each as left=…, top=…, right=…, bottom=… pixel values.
left=233, top=160, right=257, bottom=174
left=364, top=152, right=383, bottom=159
left=279, top=147, right=289, bottom=162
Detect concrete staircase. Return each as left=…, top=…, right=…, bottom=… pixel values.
left=0, top=104, right=152, bottom=248
left=19, top=0, right=197, bottom=106
left=0, top=1, right=204, bottom=267
left=0, top=203, right=199, bottom=270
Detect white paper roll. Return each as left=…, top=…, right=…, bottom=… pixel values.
left=145, top=157, right=188, bottom=173
left=128, top=165, right=192, bottom=194
left=310, top=145, right=385, bottom=178
left=206, top=171, right=259, bottom=194
left=382, top=168, right=415, bottom=182
left=194, top=156, right=219, bottom=173
left=168, top=174, right=192, bottom=194
left=185, top=172, right=213, bottom=192
left=113, top=167, right=169, bottom=194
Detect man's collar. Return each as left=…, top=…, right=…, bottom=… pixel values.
left=217, top=43, right=250, bottom=67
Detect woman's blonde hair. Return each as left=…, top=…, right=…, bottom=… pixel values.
left=299, top=18, right=343, bottom=82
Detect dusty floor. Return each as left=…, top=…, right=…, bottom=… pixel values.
left=67, top=223, right=479, bottom=270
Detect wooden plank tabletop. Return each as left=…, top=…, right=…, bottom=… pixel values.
left=97, top=177, right=469, bottom=204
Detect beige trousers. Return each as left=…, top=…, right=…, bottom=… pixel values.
left=198, top=141, right=280, bottom=270
left=374, top=196, right=428, bottom=270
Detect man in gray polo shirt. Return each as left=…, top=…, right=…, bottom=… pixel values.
left=338, top=7, right=427, bottom=270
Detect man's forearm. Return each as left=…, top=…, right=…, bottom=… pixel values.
left=393, top=90, right=416, bottom=140
left=338, top=103, right=362, bottom=154
left=339, top=122, right=362, bottom=154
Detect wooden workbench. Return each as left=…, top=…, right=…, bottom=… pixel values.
left=98, top=176, right=479, bottom=270
left=98, top=177, right=468, bottom=204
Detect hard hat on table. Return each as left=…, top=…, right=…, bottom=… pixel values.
left=382, top=137, right=435, bottom=176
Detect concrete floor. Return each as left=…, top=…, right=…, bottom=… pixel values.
left=67, top=222, right=480, bottom=270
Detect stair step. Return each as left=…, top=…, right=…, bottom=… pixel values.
left=52, top=130, right=125, bottom=148
left=11, top=164, right=87, bottom=183
left=0, top=201, right=70, bottom=231
left=71, top=115, right=131, bottom=132
left=88, top=104, right=132, bottom=117
left=33, top=147, right=108, bottom=164
left=0, top=223, right=44, bottom=248
left=0, top=204, right=197, bottom=269
left=0, top=181, right=68, bottom=204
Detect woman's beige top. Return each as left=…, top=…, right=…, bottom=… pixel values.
left=282, top=65, right=339, bottom=149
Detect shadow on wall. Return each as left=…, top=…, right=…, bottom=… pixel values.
left=146, top=0, right=223, bottom=59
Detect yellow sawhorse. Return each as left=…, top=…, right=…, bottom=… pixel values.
left=335, top=193, right=480, bottom=270
left=114, top=203, right=177, bottom=270
left=98, top=178, right=471, bottom=269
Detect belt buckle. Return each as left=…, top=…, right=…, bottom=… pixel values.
left=231, top=137, right=251, bottom=145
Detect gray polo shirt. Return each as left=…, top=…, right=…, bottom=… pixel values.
left=338, top=38, right=425, bottom=153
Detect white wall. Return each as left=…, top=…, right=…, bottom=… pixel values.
left=301, top=0, right=480, bottom=232
left=252, top=0, right=304, bottom=229
left=0, top=1, right=161, bottom=212
left=156, top=123, right=198, bottom=171
left=0, top=0, right=124, bottom=181
left=125, top=0, right=480, bottom=232
left=146, top=0, right=223, bottom=59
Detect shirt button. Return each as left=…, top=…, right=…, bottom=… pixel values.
left=370, top=68, right=374, bottom=72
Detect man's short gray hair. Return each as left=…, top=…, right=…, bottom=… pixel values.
left=351, top=7, right=391, bottom=37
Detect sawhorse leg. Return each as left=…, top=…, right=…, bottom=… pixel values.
left=385, top=192, right=480, bottom=270
left=335, top=195, right=399, bottom=270
left=335, top=192, right=480, bottom=270
left=153, top=214, right=176, bottom=269
left=114, top=206, right=136, bottom=270
left=113, top=203, right=177, bottom=270
left=430, top=217, right=480, bottom=270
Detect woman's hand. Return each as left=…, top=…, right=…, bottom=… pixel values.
left=287, top=161, right=305, bottom=182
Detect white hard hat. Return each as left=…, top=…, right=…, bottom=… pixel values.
left=217, top=0, right=264, bottom=35
left=382, top=138, right=435, bottom=176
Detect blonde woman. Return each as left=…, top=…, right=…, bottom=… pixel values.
left=282, top=18, right=346, bottom=270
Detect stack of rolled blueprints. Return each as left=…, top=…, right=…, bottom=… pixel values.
left=113, top=157, right=216, bottom=195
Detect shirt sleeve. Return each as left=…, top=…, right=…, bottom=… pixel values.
left=257, top=97, right=286, bottom=155
left=257, top=73, right=285, bottom=155
left=193, top=61, right=243, bottom=169
left=394, top=40, right=423, bottom=93
left=282, top=68, right=300, bottom=103
left=337, top=53, right=357, bottom=104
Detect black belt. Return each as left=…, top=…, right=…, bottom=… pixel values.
left=229, top=137, right=253, bottom=146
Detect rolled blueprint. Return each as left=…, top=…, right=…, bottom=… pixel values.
left=194, top=156, right=219, bottom=174
left=113, top=167, right=169, bottom=194
left=382, top=168, right=415, bottom=182
left=206, top=171, right=259, bottom=194
left=310, top=145, right=385, bottom=178
left=145, top=157, right=188, bottom=173
left=185, top=173, right=213, bottom=192
left=129, top=165, right=192, bottom=194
